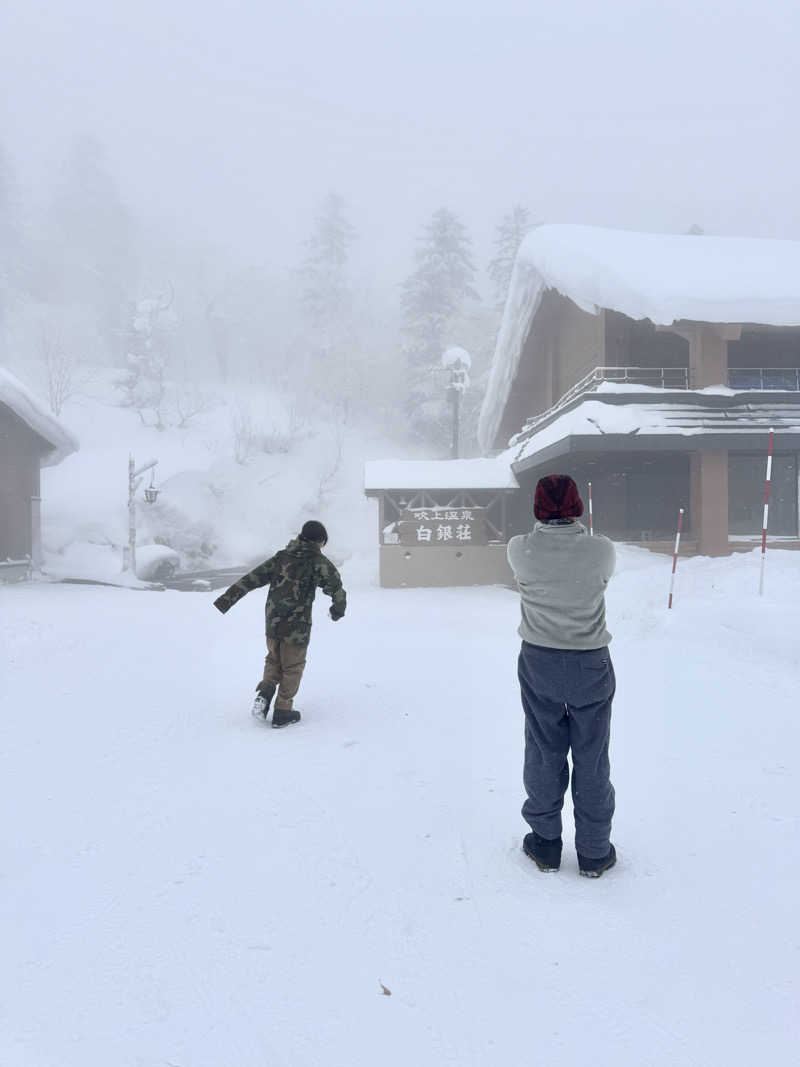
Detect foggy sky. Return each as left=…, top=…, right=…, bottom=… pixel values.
left=2, top=0, right=799, bottom=283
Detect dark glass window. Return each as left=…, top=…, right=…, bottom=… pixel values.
left=729, top=454, right=798, bottom=536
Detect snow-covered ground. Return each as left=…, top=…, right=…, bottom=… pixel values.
left=2, top=546, right=799, bottom=1066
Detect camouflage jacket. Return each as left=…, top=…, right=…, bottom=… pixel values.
left=213, top=539, right=346, bottom=646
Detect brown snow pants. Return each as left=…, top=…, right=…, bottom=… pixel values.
left=262, top=638, right=307, bottom=711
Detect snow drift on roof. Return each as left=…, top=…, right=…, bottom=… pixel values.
left=478, top=224, right=800, bottom=452
left=364, top=458, right=519, bottom=491
left=0, top=367, right=79, bottom=466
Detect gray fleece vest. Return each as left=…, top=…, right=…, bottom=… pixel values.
left=507, top=522, right=615, bottom=650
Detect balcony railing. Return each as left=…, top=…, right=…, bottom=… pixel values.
left=515, top=366, right=689, bottom=438
left=559, top=366, right=688, bottom=407
left=728, top=367, right=800, bottom=391
left=513, top=364, right=800, bottom=443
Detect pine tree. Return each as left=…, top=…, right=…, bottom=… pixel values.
left=294, top=193, right=365, bottom=415
left=488, top=204, right=536, bottom=305
left=400, top=208, right=479, bottom=446
left=402, top=208, right=478, bottom=366
left=300, top=192, right=357, bottom=332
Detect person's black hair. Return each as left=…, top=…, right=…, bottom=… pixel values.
left=299, top=520, right=328, bottom=545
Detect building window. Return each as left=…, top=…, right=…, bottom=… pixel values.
left=728, top=454, right=798, bottom=536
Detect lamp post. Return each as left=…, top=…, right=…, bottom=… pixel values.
left=125, top=455, right=159, bottom=574
left=441, top=347, right=471, bottom=459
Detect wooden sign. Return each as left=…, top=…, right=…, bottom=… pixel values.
left=395, top=506, right=488, bottom=547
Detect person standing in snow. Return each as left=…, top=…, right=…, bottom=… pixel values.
left=507, top=475, right=617, bottom=878
left=213, top=520, right=346, bottom=728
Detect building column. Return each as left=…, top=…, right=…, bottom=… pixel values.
left=30, top=463, right=43, bottom=566
left=690, top=451, right=729, bottom=555
left=670, top=322, right=740, bottom=388
left=30, top=495, right=42, bottom=566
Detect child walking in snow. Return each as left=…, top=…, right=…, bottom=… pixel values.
left=213, top=521, right=347, bottom=728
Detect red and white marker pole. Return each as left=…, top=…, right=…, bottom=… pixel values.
left=667, top=507, right=684, bottom=610
left=588, top=481, right=593, bottom=536
left=759, top=428, right=775, bottom=597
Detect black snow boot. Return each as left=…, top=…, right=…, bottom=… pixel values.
left=578, top=844, right=617, bottom=879
left=256, top=681, right=276, bottom=704
left=523, top=831, right=562, bottom=872
left=251, top=682, right=276, bottom=721
left=271, top=707, right=301, bottom=729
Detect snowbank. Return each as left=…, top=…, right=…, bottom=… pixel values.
left=39, top=373, right=387, bottom=583
left=478, top=224, right=800, bottom=451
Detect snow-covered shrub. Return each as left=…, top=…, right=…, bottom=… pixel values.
left=231, top=404, right=298, bottom=462
left=135, top=544, right=180, bottom=581
left=231, top=406, right=257, bottom=464
left=139, top=471, right=221, bottom=566
left=172, top=385, right=219, bottom=428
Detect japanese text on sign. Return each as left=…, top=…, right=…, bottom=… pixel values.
left=395, top=506, right=488, bottom=547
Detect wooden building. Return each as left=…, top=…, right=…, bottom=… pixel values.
left=478, top=226, right=800, bottom=556
left=0, top=368, right=78, bottom=579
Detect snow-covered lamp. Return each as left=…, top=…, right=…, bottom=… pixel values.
left=441, top=345, right=472, bottom=382
left=144, top=468, right=160, bottom=504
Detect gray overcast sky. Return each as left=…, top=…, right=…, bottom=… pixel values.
left=2, top=0, right=799, bottom=280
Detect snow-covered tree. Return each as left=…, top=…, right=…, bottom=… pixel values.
left=121, top=285, right=176, bottom=429
left=38, top=321, right=76, bottom=415
left=488, top=204, right=536, bottom=305
left=300, top=192, right=357, bottom=333
left=402, top=208, right=478, bottom=361
left=400, top=207, right=479, bottom=446
left=294, top=193, right=372, bottom=415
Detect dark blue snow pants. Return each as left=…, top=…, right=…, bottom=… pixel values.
left=518, top=641, right=616, bottom=859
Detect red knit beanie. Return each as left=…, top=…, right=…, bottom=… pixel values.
left=534, top=475, right=584, bottom=521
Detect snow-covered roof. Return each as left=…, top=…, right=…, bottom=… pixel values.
left=364, top=458, right=519, bottom=491
left=478, top=224, right=800, bottom=452
left=506, top=393, right=800, bottom=471
left=0, top=367, right=79, bottom=466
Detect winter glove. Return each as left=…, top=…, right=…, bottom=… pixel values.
left=329, top=607, right=344, bottom=621
left=214, top=595, right=232, bottom=614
